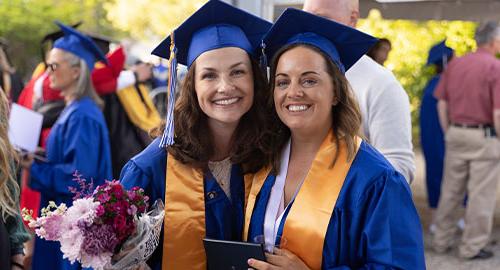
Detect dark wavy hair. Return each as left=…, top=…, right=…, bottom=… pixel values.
left=151, top=56, right=274, bottom=173
left=268, top=43, right=362, bottom=171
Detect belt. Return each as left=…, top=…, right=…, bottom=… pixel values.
left=450, top=123, right=492, bottom=129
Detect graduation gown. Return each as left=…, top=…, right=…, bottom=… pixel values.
left=120, top=138, right=247, bottom=270
left=247, top=140, right=425, bottom=270
left=30, top=97, right=113, bottom=270
left=419, top=75, right=445, bottom=208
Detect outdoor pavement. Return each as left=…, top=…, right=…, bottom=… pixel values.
left=412, top=149, right=500, bottom=269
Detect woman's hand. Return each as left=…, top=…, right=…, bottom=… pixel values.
left=19, top=153, right=34, bottom=169
left=248, top=248, right=310, bottom=270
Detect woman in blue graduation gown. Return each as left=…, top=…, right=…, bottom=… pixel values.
left=21, top=22, right=112, bottom=270
left=419, top=41, right=453, bottom=217
left=246, top=9, right=425, bottom=270
left=119, top=1, right=273, bottom=269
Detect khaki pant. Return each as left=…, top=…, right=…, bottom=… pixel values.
left=433, top=126, right=500, bottom=258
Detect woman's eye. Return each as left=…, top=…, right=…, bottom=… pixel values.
left=230, top=69, right=246, bottom=76
left=201, top=72, right=216, bottom=80
left=275, top=80, right=289, bottom=88
left=302, top=79, right=317, bottom=87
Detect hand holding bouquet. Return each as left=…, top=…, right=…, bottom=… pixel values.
left=23, top=173, right=164, bottom=270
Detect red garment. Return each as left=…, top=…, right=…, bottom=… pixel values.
left=92, top=46, right=125, bottom=94
left=434, top=48, right=500, bottom=125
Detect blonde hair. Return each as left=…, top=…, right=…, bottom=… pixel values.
left=0, top=89, right=20, bottom=221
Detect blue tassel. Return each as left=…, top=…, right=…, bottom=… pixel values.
left=159, top=33, right=178, bottom=148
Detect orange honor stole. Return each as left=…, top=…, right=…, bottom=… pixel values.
left=244, top=132, right=361, bottom=270
left=162, top=154, right=252, bottom=269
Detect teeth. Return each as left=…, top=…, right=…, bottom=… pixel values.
left=288, top=105, right=309, bottom=112
left=214, top=98, right=239, bottom=105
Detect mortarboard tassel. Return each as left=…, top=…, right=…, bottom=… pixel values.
left=159, top=32, right=178, bottom=148
left=259, top=40, right=268, bottom=79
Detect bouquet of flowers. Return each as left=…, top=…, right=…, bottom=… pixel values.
left=23, top=173, right=164, bottom=270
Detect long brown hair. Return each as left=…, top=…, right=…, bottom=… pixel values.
left=268, top=43, right=362, bottom=171
left=151, top=56, right=274, bottom=173
left=0, top=89, right=20, bottom=221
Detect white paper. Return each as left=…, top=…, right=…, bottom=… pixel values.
left=8, top=103, right=44, bottom=153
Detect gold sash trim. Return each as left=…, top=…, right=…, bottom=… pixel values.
left=162, top=154, right=253, bottom=269
left=282, top=133, right=361, bottom=270
left=243, top=131, right=361, bottom=269
left=243, top=166, right=272, bottom=241
left=162, top=153, right=206, bottom=270
left=116, top=84, right=161, bottom=132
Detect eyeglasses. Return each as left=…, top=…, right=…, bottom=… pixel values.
left=46, top=62, right=60, bottom=72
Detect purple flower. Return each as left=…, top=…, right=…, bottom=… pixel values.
left=81, top=224, right=119, bottom=255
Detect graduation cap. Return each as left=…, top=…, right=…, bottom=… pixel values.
left=53, top=21, right=108, bottom=70
left=262, top=8, right=378, bottom=74
left=41, top=22, right=112, bottom=56
left=426, top=40, right=453, bottom=66
left=151, top=0, right=272, bottom=147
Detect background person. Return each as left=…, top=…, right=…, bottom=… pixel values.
left=303, top=0, right=415, bottom=184
left=0, top=89, right=31, bottom=270
left=419, top=40, right=454, bottom=233
left=20, top=22, right=113, bottom=270
left=433, top=21, right=500, bottom=260
left=367, top=37, right=392, bottom=66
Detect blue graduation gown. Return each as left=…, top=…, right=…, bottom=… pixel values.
left=248, top=141, right=425, bottom=270
left=419, top=75, right=445, bottom=208
left=30, top=97, right=112, bottom=270
left=120, top=138, right=246, bottom=270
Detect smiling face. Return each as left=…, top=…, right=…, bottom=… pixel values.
left=273, top=45, right=335, bottom=136
left=194, top=47, right=254, bottom=130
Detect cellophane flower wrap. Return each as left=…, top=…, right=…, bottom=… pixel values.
left=23, top=172, right=165, bottom=270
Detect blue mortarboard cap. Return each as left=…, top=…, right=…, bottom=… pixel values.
left=262, top=8, right=377, bottom=73
left=151, top=0, right=272, bottom=147
left=53, top=21, right=108, bottom=70
left=427, top=40, right=453, bottom=66
left=152, top=0, right=272, bottom=67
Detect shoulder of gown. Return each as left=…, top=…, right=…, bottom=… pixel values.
left=119, top=138, right=166, bottom=200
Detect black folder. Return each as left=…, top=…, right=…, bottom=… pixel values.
left=203, top=238, right=266, bottom=270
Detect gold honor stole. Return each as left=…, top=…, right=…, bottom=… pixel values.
left=162, top=153, right=252, bottom=269
left=244, top=132, right=361, bottom=270
left=116, top=84, right=162, bottom=132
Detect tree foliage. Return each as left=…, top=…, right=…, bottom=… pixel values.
left=104, top=0, right=207, bottom=40
left=0, top=0, right=117, bottom=77
left=357, top=10, right=477, bottom=142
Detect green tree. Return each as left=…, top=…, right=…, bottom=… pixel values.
left=104, top=0, right=207, bottom=40
left=0, top=0, right=117, bottom=77
left=357, top=10, right=477, bottom=143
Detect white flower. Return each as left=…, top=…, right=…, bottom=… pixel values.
left=66, top=198, right=100, bottom=225
left=60, top=226, right=84, bottom=263
left=80, top=251, right=113, bottom=270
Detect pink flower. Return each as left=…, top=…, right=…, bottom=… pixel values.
left=38, top=214, right=64, bottom=241
left=127, top=205, right=137, bottom=216
left=95, top=205, right=105, bottom=217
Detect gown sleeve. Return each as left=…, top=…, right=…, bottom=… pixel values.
left=120, top=160, right=153, bottom=198
left=326, top=171, right=425, bottom=270
left=30, top=116, right=107, bottom=197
